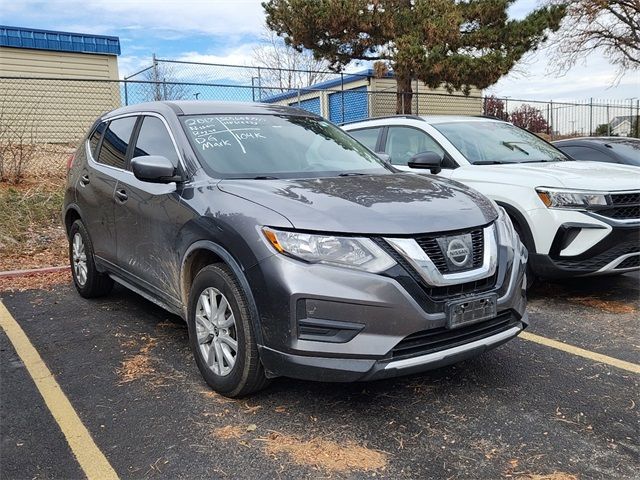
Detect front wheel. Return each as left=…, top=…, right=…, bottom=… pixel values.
left=187, top=264, right=269, bottom=397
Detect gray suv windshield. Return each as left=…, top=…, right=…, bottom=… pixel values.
left=181, top=114, right=389, bottom=179
left=433, top=121, right=570, bottom=164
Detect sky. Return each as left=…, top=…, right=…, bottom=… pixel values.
left=1, top=0, right=638, bottom=102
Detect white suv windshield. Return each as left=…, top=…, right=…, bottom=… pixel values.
left=433, top=121, right=570, bottom=165
left=181, top=114, right=389, bottom=179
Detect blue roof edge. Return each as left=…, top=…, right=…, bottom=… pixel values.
left=263, top=68, right=395, bottom=103
left=0, top=25, right=121, bottom=56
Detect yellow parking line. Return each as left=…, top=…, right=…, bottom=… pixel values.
left=0, top=302, right=118, bottom=480
left=520, top=331, right=640, bottom=375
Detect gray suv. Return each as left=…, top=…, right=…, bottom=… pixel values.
left=63, top=101, right=528, bottom=397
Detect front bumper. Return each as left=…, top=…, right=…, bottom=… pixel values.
left=246, top=237, right=528, bottom=382
left=526, top=208, right=640, bottom=278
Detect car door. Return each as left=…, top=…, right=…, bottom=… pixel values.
left=113, top=114, right=188, bottom=305
left=77, top=116, right=137, bottom=265
left=381, top=126, right=456, bottom=178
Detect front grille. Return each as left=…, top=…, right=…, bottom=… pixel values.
left=554, top=241, right=639, bottom=270
left=425, top=274, right=497, bottom=300
left=391, top=312, right=518, bottom=360
left=597, top=192, right=640, bottom=220
left=611, top=192, right=640, bottom=205
left=616, top=255, right=640, bottom=270
left=414, top=228, right=484, bottom=273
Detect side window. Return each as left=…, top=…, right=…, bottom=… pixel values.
left=384, top=126, right=446, bottom=166
left=561, top=145, right=615, bottom=162
left=349, top=127, right=382, bottom=151
left=88, top=122, right=106, bottom=158
left=97, top=117, right=137, bottom=169
left=132, top=116, right=179, bottom=166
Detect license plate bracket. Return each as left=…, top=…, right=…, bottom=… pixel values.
left=445, top=294, right=497, bottom=329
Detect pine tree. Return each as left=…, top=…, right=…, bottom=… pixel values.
left=264, top=0, right=566, bottom=113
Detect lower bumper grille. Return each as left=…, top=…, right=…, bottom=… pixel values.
left=553, top=241, right=639, bottom=271
left=616, top=255, right=640, bottom=270
left=391, top=311, right=519, bottom=360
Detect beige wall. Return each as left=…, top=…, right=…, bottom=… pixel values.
left=370, top=77, right=483, bottom=117
left=0, top=47, right=121, bottom=143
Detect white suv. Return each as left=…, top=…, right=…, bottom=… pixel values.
left=343, top=116, right=640, bottom=282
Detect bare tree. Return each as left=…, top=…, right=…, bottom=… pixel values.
left=548, top=0, right=640, bottom=77
left=142, top=56, right=189, bottom=101
left=250, top=29, right=332, bottom=94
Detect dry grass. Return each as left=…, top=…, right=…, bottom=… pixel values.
left=261, top=433, right=388, bottom=473
left=519, top=473, right=579, bottom=480
left=118, top=336, right=158, bottom=384
left=213, top=425, right=247, bottom=440
left=0, top=178, right=67, bottom=271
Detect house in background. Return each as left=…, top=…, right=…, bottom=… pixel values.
left=0, top=25, right=121, bottom=143
left=609, top=116, right=636, bottom=137
left=263, top=69, right=483, bottom=124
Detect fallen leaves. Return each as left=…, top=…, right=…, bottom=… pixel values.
left=261, top=432, right=387, bottom=473
left=0, top=269, right=70, bottom=292
left=117, top=335, right=158, bottom=384
left=568, top=297, right=636, bottom=314
left=213, top=425, right=247, bottom=440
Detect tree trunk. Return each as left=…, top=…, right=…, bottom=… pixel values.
left=396, top=74, right=413, bottom=114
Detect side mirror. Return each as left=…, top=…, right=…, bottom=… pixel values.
left=377, top=153, right=391, bottom=164
left=407, top=151, right=443, bottom=174
left=131, top=155, right=180, bottom=183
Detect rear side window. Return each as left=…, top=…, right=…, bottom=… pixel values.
left=349, top=127, right=382, bottom=151
left=560, top=145, right=614, bottom=162
left=98, top=117, right=137, bottom=169
left=88, top=122, right=106, bottom=158
left=132, top=116, right=179, bottom=166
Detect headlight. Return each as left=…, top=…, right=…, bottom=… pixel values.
left=536, top=188, right=608, bottom=210
left=495, top=206, right=518, bottom=249
left=262, top=227, right=396, bottom=273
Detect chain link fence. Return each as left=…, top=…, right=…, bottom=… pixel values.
left=1, top=58, right=638, bottom=145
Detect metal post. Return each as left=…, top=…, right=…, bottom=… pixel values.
left=341, top=73, right=345, bottom=123
left=415, top=79, right=419, bottom=115
left=549, top=101, right=554, bottom=139
left=152, top=53, right=160, bottom=101
left=257, top=67, right=262, bottom=101
left=636, top=99, right=640, bottom=137
left=546, top=103, right=551, bottom=135
left=606, top=104, right=610, bottom=136
left=589, top=97, right=593, bottom=136
left=124, top=80, right=129, bottom=106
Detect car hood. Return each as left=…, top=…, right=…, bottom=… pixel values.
left=217, top=173, right=497, bottom=235
left=455, top=161, right=640, bottom=191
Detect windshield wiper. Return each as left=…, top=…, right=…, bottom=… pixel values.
left=338, top=172, right=368, bottom=177
left=472, top=160, right=510, bottom=165
left=233, top=175, right=280, bottom=180
left=501, top=141, right=530, bottom=155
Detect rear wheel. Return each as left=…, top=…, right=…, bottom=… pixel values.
left=187, top=264, right=269, bottom=397
left=68, top=220, right=113, bottom=298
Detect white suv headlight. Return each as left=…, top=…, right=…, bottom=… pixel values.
left=536, top=188, right=608, bottom=210
left=262, top=227, right=396, bottom=273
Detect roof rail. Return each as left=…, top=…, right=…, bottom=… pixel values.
left=339, top=114, right=425, bottom=126
left=474, top=115, right=506, bottom=121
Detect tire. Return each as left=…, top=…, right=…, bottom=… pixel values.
left=69, top=220, right=113, bottom=298
left=187, top=264, right=269, bottom=397
left=512, top=220, right=535, bottom=290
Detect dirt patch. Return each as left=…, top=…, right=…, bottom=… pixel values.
left=118, top=336, right=158, bottom=384
left=568, top=296, right=636, bottom=314
left=262, top=432, right=387, bottom=473
left=213, top=425, right=247, bottom=440
left=0, top=269, right=70, bottom=292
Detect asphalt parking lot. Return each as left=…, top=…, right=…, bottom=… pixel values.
left=1, top=273, right=638, bottom=479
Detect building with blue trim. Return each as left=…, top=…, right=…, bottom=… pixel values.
left=263, top=69, right=484, bottom=123
left=0, top=26, right=122, bottom=143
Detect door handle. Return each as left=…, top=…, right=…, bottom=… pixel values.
left=80, top=174, right=90, bottom=186
left=115, top=189, right=128, bottom=202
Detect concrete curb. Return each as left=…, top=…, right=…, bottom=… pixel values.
left=0, top=266, right=70, bottom=279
